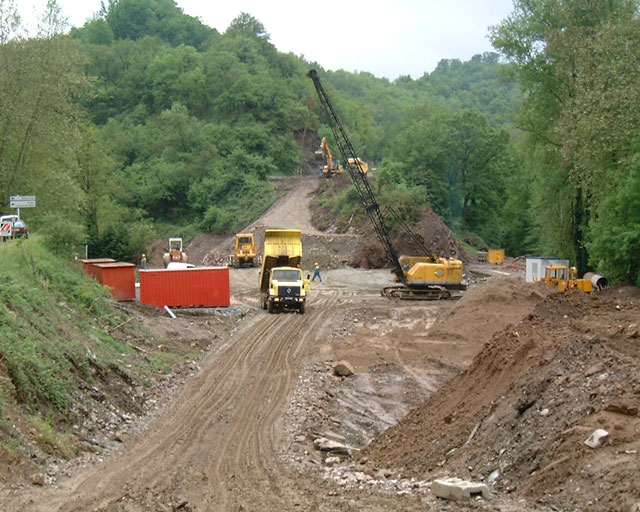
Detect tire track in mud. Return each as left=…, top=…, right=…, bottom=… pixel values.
left=3, top=294, right=346, bottom=512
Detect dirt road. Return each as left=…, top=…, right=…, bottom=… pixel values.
left=2, top=271, right=434, bottom=511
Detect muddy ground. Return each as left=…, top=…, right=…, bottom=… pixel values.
left=0, top=176, right=638, bottom=511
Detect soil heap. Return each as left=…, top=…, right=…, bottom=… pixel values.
left=364, top=284, right=640, bottom=512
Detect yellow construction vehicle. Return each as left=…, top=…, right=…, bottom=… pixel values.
left=259, top=229, right=308, bottom=314
left=308, top=69, right=465, bottom=300
left=488, top=249, right=505, bottom=264
left=315, top=137, right=343, bottom=176
left=347, top=157, right=368, bottom=174
left=541, top=265, right=593, bottom=293
left=162, top=238, right=187, bottom=268
left=231, top=233, right=258, bottom=267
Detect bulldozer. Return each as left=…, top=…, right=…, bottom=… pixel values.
left=347, top=157, right=368, bottom=174
left=541, top=265, right=593, bottom=293
left=163, top=238, right=188, bottom=268
left=231, top=233, right=259, bottom=268
left=315, top=137, right=343, bottom=176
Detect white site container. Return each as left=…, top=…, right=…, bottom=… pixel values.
left=525, top=257, right=570, bottom=283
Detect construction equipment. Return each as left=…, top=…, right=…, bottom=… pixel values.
left=162, top=238, right=187, bottom=268
left=231, top=233, right=258, bottom=267
left=488, top=249, right=505, bottom=264
left=259, top=229, right=308, bottom=314
left=541, top=265, right=593, bottom=293
left=308, top=69, right=466, bottom=300
left=347, top=157, right=368, bottom=174
left=315, top=137, right=343, bottom=176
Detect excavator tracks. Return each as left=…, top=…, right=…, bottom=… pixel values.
left=382, top=285, right=455, bottom=301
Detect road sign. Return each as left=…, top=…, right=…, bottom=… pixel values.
left=0, top=222, right=11, bottom=237
left=10, top=195, right=36, bottom=208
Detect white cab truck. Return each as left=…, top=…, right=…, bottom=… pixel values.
left=258, top=229, right=309, bottom=314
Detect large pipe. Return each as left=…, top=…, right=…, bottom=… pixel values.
left=584, top=272, right=608, bottom=290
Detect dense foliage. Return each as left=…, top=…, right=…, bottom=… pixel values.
left=491, top=0, right=640, bottom=282
left=1, top=0, right=637, bottom=284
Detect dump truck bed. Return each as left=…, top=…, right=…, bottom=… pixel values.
left=259, top=229, right=302, bottom=292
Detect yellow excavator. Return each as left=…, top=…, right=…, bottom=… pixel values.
left=315, top=137, right=343, bottom=176
left=308, top=69, right=465, bottom=300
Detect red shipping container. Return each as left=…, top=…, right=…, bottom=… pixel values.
left=139, top=267, right=230, bottom=308
left=77, top=258, right=116, bottom=277
left=92, top=262, right=136, bottom=301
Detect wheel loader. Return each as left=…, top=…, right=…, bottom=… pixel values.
left=162, top=238, right=187, bottom=268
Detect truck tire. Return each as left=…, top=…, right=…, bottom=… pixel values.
left=261, top=296, right=267, bottom=310
left=267, top=301, right=275, bottom=314
left=299, top=302, right=305, bottom=314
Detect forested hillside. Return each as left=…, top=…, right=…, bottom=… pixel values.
left=1, top=0, right=638, bottom=284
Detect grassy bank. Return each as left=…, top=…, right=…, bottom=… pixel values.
left=0, top=238, right=199, bottom=473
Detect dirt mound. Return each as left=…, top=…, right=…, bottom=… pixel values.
left=364, top=285, right=640, bottom=512
left=187, top=233, right=228, bottom=266
left=350, top=205, right=469, bottom=268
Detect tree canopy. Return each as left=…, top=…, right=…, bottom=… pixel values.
left=3, top=0, right=638, bottom=284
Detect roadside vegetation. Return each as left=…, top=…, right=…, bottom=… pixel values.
left=0, top=238, right=197, bottom=462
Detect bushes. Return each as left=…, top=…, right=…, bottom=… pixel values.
left=39, top=215, right=87, bottom=258
left=588, top=158, right=640, bottom=285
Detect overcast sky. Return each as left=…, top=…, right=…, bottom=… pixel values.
left=22, top=0, right=515, bottom=80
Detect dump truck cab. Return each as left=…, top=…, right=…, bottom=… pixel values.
left=259, top=229, right=307, bottom=314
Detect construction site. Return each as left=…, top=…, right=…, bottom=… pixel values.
left=0, top=173, right=638, bottom=512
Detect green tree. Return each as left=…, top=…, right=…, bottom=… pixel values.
left=72, top=123, right=117, bottom=240
left=588, top=156, right=640, bottom=285
left=490, top=0, right=639, bottom=271
left=0, top=0, right=87, bottom=222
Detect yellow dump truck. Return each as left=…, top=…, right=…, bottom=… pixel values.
left=259, top=229, right=308, bottom=314
left=232, top=233, right=258, bottom=267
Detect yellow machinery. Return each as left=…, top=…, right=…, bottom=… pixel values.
left=308, top=69, right=466, bottom=300
left=347, top=157, right=368, bottom=174
left=315, top=137, right=343, bottom=176
left=541, top=265, right=593, bottom=293
left=396, top=255, right=464, bottom=297
left=162, top=238, right=187, bottom=268
left=259, top=229, right=308, bottom=313
left=488, top=249, right=505, bottom=264
left=232, top=233, right=258, bottom=267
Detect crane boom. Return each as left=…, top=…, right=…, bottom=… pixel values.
left=307, top=69, right=405, bottom=283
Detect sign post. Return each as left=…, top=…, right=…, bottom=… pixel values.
left=9, top=195, right=36, bottom=218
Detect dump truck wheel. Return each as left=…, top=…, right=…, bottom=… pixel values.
left=299, top=302, right=306, bottom=314
left=267, top=301, right=274, bottom=314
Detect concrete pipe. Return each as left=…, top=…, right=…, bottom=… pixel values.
left=584, top=272, right=608, bottom=290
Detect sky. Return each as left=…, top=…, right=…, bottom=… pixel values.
left=22, top=0, right=515, bottom=80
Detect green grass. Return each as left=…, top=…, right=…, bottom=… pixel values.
left=0, top=239, right=178, bottom=443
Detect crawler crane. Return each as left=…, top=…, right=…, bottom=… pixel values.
left=307, top=69, right=466, bottom=300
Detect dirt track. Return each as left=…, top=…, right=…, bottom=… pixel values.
left=1, top=273, right=431, bottom=511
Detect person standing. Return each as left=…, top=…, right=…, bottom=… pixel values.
left=312, top=262, right=322, bottom=282
left=140, top=253, right=147, bottom=269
